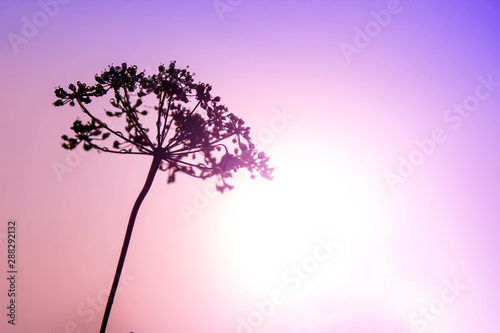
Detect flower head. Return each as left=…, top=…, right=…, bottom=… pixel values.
left=54, top=62, right=273, bottom=192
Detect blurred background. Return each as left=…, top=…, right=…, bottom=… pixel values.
left=1, top=0, right=500, bottom=332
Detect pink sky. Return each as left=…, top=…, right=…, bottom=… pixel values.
left=1, top=0, right=500, bottom=332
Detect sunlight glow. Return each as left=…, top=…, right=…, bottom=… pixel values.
left=218, top=145, right=389, bottom=292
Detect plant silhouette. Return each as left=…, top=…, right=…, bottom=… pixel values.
left=54, top=62, right=273, bottom=333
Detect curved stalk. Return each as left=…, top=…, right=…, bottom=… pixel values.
left=99, top=153, right=162, bottom=333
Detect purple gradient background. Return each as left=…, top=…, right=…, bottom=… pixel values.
left=1, top=0, right=500, bottom=332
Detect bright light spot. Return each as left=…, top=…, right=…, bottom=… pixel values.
left=217, top=145, right=389, bottom=292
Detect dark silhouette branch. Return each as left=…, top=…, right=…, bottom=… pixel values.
left=164, top=100, right=202, bottom=150
left=90, top=144, right=149, bottom=155
left=76, top=99, right=154, bottom=153
left=157, top=92, right=168, bottom=146
left=118, top=88, right=155, bottom=148
left=99, top=153, right=162, bottom=333
left=159, top=96, right=174, bottom=147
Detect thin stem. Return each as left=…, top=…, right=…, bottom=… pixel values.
left=76, top=99, right=153, bottom=154
left=90, top=144, right=149, bottom=155
left=99, top=153, right=162, bottom=333
left=165, top=157, right=211, bottom=171
left=165, top=101, right=201, bottom=150
left=159, top=96, right=172, bottom=147
left=118, top=88, right=155, bottom=149
left=167, top=134, right=233, bottom=155
left=160, top=112, right=176, bottom=147
left=168, top=144, right=227, bottom=158
left=156, top=92, right=167, bottom=146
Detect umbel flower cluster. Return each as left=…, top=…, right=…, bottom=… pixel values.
left=54, top=62, right=273, bottom=191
